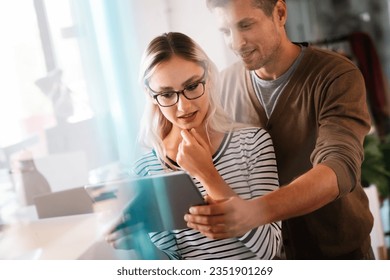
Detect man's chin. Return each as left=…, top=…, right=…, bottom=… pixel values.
left=242, top=61, right=259, bottom=71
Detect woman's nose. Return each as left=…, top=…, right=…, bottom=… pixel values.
left=176, top=93, right=192, bottom=111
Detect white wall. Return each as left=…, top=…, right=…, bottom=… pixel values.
left=131, top=0, right=237, bottom=71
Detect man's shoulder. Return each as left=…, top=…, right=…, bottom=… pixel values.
left=304, top=45, right=357, bottom=68
left=295, top=45, right=361, bottom=81
left=221, top=60, right=247, bottom=77
left=219, top=60, right=248, bottom=92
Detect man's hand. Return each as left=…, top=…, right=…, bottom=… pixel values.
left=184, top=195, right=260, bottom=239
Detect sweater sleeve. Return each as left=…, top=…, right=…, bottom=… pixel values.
left=237, top=128, right=282, bottom=259
left=312, top=67, right=371, bottom=197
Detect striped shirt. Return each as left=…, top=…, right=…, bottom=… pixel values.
left=132, top=127, right=282, bottom=259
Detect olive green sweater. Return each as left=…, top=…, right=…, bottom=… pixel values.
left=220, top=46, right=373, bottom=259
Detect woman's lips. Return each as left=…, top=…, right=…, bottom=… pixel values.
left=178, top=111, right=197, bottom=121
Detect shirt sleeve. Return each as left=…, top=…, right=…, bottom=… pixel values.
left=148, top=231, right=182, bottom=260
left=237, top=128, right=282, bottom=259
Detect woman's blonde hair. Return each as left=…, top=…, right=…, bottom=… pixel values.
left=138, top=32, right=236, bottom=158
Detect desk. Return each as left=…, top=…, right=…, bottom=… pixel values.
left=0, top=213, right=100, bottom=259
left=0, top=203, right=136, bottom=260
left=0, top=162, right=137, bottom=260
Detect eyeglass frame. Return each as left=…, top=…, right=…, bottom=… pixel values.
left=146, top=70, right=207, bottom=107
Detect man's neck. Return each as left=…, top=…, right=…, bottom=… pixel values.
left=254, top=42, right=301, bottom=80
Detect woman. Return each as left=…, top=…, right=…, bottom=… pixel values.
left=107, top=32, right=281, bottom=260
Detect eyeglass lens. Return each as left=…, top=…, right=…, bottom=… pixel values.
left=156, top=82, right=205, bottom=107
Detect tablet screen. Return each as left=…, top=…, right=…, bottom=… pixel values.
left=86, top=171, right=205, bottom=231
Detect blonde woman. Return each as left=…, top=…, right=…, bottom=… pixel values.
left=107, top=32, right=281, bottom=260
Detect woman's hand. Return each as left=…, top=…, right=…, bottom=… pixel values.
left=105, top=218, right=143, bottom=250
left=176, top=129, right=214, bottom=178
left=177, top=129, right=236, bottom=200
left=105, top=217, right=168, bottom=259
left=184, top=195, right=262, bottom=239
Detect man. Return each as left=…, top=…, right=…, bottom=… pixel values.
left=184, top=0, right=374, bottom=259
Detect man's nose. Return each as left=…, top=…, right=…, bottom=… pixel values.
left=230, top=30, right=246, bottom=52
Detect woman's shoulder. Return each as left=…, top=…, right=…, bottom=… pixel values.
left=231, top=126, right=268, bottom=135
left=230, top=126, right=271, bottom=141
left=131, top=150, right=164, bottom=176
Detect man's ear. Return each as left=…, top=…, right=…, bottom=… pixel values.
left=275, top=0, right=287, bottom=26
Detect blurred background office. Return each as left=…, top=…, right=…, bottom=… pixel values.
left=0, top=0, right=389, bottom=259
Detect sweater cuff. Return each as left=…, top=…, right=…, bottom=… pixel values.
left=321, top=160, right=354, bottom=198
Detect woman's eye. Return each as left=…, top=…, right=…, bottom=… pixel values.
left=186, top=83, right=199, bottom=91
left=160, top=92, right=176, bottom=99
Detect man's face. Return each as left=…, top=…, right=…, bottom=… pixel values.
left=213, top=0, right=282, bottom=71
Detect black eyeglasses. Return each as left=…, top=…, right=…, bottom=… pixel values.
left=147, top=73, right=207, bottom=107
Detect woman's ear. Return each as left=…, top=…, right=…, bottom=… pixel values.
left=149, top=93, right=159, bottom=105
left=144, top=85, right=158, bottom=105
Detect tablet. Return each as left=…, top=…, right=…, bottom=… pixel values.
left=86, top=171, right=205, bottom=232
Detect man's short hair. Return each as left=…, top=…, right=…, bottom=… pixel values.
left=206, top=0, right=281, bottom=17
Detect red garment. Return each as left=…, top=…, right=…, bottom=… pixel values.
left=348, top=32, right=390, bottom=137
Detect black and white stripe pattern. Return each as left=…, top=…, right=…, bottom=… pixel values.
left=132, top=127, right=281, bottom=259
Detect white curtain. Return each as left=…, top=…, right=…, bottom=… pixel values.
left=70, top=0, right=145, bottom=167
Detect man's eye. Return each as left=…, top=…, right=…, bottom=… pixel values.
left=159, top=92, right=176, bottom=99
left=186, top=83, right=200, bottom=92
left=239, top=22, right=252, bottom=29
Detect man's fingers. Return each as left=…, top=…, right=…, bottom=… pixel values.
left=188, top=197, right=232, bottom=215
left=184, top=211, right=225, bottom=225
left=186, top=221, right=227, bottom=233
left=201, top=232, right=231, bottom=240
left=185, top=222, right=229, bottom=240
left=203, top=195, right=214, bottom=204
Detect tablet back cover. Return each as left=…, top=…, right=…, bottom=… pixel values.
left=87, top=172, right=205, bottom=232
left=117, top=172, right=205, bottom=232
